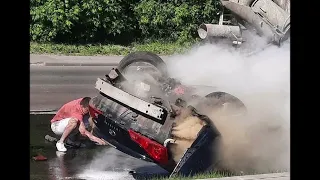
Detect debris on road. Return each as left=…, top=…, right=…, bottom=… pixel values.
left=32, top=154, right=48, bottom=161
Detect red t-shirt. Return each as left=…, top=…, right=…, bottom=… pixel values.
left=51, top=98, right=85, bottom=123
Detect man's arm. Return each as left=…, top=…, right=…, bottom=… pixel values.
left=78, top=121, right=106, bottom=145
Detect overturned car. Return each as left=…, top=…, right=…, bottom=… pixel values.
left=88, top=52, right=247, bottom=177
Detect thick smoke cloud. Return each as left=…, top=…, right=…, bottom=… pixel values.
left=166, top=36, right=290, bottom=173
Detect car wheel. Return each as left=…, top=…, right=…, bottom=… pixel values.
left=205, top=91, right=247, bottom=116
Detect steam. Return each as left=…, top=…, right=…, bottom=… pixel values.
left=166, top=35, right=290, bottom=173
left=77, top=148, right=150, bottom=180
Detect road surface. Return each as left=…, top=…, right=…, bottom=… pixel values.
left=30, top=66, right=114, bottom=110
left=30, top=54, right=172, bottom=111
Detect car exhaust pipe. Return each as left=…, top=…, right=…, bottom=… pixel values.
left=197, top=23, right=242, bottom=43
left=220, top=0, right=290, bottom=45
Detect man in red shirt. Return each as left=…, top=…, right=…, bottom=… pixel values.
left=51, top=97, right=106, bottom=152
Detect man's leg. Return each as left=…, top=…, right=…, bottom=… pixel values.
left=59, top=118, right=78, bottom=143
left=51, top=118, right=78, bottom=152
left=64, top=123, right=83, bottom=148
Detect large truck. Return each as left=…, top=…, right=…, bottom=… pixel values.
left=197, top=0, right=290, bottom=47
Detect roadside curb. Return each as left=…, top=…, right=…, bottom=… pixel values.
left=30, top=112, right=56, bottom=115
left=30, top=54, right=124, bottom=66
left=40, top=62, right=118, bottom=66
left=30, top=110, right=57, bottom=115
left=30, top=54, right=170, bottom=66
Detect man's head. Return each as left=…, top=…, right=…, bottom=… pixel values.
left=80, top=97, right=91, bottom=114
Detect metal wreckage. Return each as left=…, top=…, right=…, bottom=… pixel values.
left=87, top=0, right=290, bottom=177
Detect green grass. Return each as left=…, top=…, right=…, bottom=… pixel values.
left=130, top=171, right=233, bottom=180
left=155, top=171, right=231, bottom=180
left=30, top=40, right=199, bottom=56
left=149, top=169, right=289, bottom=180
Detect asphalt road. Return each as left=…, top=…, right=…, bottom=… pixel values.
left=30, top=66, right=114, bottom=111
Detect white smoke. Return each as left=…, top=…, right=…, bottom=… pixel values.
left=166, top=35, right=290, bottom=173
left=77, top=148, right=151, bottom=180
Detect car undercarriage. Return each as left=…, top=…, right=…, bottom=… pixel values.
left=88, top=51, right=247, bottom=177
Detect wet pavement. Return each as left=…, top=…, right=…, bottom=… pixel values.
left=30, top=114, right=169, bottom=180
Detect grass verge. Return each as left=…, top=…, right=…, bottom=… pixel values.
left=30, top=40, right=199, bottom=56
left=152, top=169, right=289, bottom=180
left=151, top=171, right=231, bottom=180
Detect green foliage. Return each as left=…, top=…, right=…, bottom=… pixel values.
left=30, top=0, right=221, bottom=44
left=30, top=0, right=139, bottom=43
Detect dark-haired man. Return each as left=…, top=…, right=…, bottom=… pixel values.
left=50, top=97, right=106, bottom=152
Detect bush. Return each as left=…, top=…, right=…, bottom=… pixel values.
left=30, top=0, right=139, bottom=44
left=30, top=0, right=221, bottom=44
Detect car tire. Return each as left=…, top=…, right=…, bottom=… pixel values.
left=205, top=91, right=247, bottom=115
left=117, top=51, right=168, bottom=78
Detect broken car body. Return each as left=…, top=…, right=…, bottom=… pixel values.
left=89, top=52, right=247, bottom=177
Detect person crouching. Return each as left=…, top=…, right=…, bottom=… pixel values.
left=50, top=97, right=106, bottom=152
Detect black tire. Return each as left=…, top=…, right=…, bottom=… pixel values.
left=117, top=51, right=168, bottom=77
left=205, top=91, right=247, bottom=114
